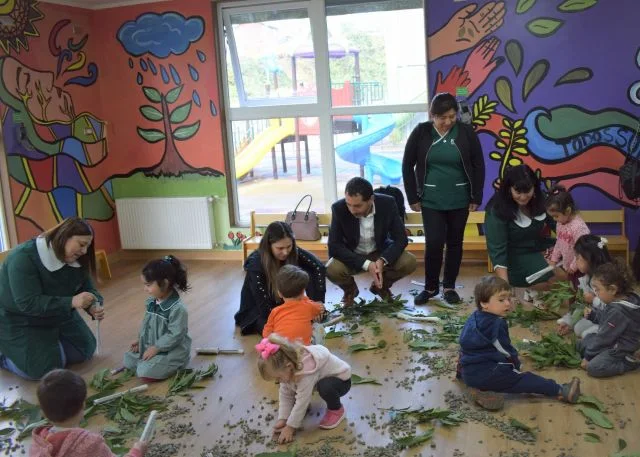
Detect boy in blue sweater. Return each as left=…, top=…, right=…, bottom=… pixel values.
left=459, top=276, right=581, bottom=410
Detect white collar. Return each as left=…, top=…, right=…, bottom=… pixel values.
left=36, top=236, right=81, bottom=271
left=513, top=209, right=547, bottom=228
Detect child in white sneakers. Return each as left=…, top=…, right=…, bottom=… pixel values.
left=256, top=333, right=351, bottom=443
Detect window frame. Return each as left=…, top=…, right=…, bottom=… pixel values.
left=217, top=0, right=430, bottom=225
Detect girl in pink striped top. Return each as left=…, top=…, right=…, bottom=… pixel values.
left=545, top=185, right=590, bottom=277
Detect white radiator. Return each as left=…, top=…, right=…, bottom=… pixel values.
left=116, top=197, right=214, bottom=250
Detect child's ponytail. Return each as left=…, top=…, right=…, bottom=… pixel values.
left=574, top=234, right=612, bottom=273
left=545, top=184, right=577, bottom=215
left=256, top=334, right=303, bottom=380
left=142, top=255, right=191, bottom=293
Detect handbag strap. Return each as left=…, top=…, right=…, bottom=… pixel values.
left=291, top=194, right=313, bottom=221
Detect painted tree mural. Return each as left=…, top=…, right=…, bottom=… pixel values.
left=138, top=84, right=201, bottom=176
left=117, top=12, right=221, bottom=177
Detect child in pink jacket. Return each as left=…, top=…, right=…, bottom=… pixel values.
left=30, top=369, right=147, bottom=457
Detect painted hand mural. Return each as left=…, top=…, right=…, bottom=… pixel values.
left=0, top=18, right=114, bottom=233
left=428, top=0, right=640, bottom=209
left=117, top=12, right=221, bottom=177
left=428, top=2, right=506, bottom=62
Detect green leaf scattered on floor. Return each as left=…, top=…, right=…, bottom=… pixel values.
left=509, top=418, right=537, bottom=438
left=518, top=333, right=581, bottom=368
left=351, top=374, right=382, bottom=385
left=577, top=395, right=606, bottom=412
left=325, top=329, right=362, bottom=339
left=255, top=451, right=296, bottom=457
left=405, top=408, right=466, bottom=426
left=584, top=432, right=601, bottom=443
left=89, top=368, right=134, bottom=393
left=393, top=429, right=434, bottom=448
left=348, top=340, right=387, bottom=353
left=577, top=406, right=614, bottom=429
left=619, top=439, right=628, bottom=451
left=167, top=363, right=218, bottom=397
left=0, top=427, right=15, bottom=440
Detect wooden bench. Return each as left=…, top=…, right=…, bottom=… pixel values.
left=579, top=209, right=629, bottom=264
left=242, top=210, right=489, bottom=267
left=242, top=208, right=630, bottom=271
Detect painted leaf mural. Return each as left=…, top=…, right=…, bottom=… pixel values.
left=554, top=67, right=593, bottom=86
left=516, top=0, right=536, bottom=14
left=522, top=60, right=550, bottom=102
left=505, top=40, right=523, bottom=76
left=558, top=0, right=598, bottom=12
left=526, top=18, right=564, bottom=37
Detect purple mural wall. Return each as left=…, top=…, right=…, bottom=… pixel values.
left=425, top=0, right=640, bottom=250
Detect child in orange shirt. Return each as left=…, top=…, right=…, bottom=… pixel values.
left=263, top=265, right=325, bottom=345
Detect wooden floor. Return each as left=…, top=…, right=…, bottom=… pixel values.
left=2, top=259, right=639, bottom=457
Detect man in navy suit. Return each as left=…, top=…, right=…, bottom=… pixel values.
left=327, top=177, right=417, bottom=305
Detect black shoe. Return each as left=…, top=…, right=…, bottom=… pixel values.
left=443, top=290, right=461, bottom=304
left=414, top=289, right=439, bottom=305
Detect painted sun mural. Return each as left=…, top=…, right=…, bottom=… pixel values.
left=0, top=0, right=44, bottom=54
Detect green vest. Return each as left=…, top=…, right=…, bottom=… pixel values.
left=422, top=124, right=470, bottom=210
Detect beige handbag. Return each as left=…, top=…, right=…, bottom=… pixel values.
left=285, top=195, right=321, bottom=241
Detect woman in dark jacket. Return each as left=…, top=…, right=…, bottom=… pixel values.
left=234, top=221, right=326, bottom=335
left=402, top=92, right=485, bottom=305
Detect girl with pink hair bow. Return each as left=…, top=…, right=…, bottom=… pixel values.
left=255, top=334, right=351, bottom=443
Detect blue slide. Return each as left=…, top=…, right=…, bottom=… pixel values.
left=335, top=114, right=402, bottom=185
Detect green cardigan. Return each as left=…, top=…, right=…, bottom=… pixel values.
left=485, top=208, right=556, bottom=287
left=0, top=239, right=102, bottom=378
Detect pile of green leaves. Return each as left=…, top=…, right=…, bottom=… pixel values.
left=89, top=368, right=134, bottom=393
left=86, top=393, right=167, bottom=453
left=517, top=333, right=581, bottom=368
left=538, top=281, right=576, bottom=312
left=342, top=295, right=408, bottom=330
left=167, top=363, right=218, bottom=396
left=403, top=328, right=457, bottom=350
left=507, top=302, right=560, bottom=328
left=0, top=398, right=43, bottom=440
left=398, top=407, right=466, bottom=426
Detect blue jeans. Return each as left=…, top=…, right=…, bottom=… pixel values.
left=463, top=363, right=561, bottom=397
left=0, top=339, right=89, bottom=381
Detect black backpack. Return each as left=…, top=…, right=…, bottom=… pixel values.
left=375, top=185, right=406, bottom=220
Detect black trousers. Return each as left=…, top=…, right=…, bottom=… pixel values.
left=421, top=206, right=470, bottom=290
left=316, top=377, right=351, bottom=410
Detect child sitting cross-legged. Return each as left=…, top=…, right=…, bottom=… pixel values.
left=262, top=264, right=326, bottom=345
left=30, top=369, right=147, bottom=457
left=578, top=261, right=640, bottom=378
left=458, top=276, right=581, bottom=410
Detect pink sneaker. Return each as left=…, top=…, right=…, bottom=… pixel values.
left=318, top=406, right=345, bottom=429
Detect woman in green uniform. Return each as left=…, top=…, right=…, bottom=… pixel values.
left=403, top=92, right=485, bottom=305
left=485, top=165, right=558, bottom=289
left=0, top=218, right=103, bottom=380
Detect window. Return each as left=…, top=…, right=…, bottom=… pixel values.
left=219, top=0, right=427, bottom=224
